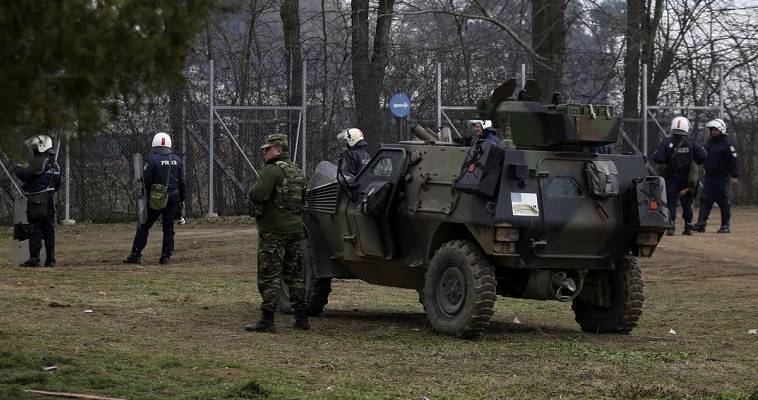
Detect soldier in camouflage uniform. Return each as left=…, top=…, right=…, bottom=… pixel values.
left=244, top=134, right=310, bottom=333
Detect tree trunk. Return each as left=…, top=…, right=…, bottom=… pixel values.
left=531, top=0, right=565, bottom=101
left=351, top=0, right=395, bottom=143
left=281, top=0, right=302, bottom=106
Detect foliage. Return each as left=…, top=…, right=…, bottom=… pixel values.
left=0, top=0, right=210, bottom=152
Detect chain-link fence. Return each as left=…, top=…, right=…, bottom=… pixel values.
left=0, top=45, right=749, bottom=225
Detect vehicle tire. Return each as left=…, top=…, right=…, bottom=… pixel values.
left=278, top=237, right=332, bottom=316
left=572, top=256, right=644, bottom=334
left=423, top=240, right=497, bottom=339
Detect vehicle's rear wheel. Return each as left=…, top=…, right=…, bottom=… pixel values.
left=278, top=237, right=332, bottom=315
left=423, top=240, right=497, bottom=339
left=572, top=256, right=644, bottom=334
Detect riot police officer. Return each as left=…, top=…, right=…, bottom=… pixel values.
left=124, top=132, right=186, bottom=264
left=337, top=128, right=370, bottom=176
left=244, top=134, right=309, bottom=333
left=14, top=135, right=61, bottom=267
left=652, top=116, right=706, bottom=235
left=693, top=119, right=739, bottom=233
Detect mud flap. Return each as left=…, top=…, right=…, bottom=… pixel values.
left=132, top=153, right=147, bottom=224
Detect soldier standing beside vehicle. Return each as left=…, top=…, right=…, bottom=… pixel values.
left=336, top=128, right=370, bottom=177
left=123, top=132, right=185, bottom=265
left=693, top=119, right=739, bottom=233
left=244, top=134, right=310, bottom=333
left=652, top=116, right=706, bottom=235
left=14, top=135, right=61, bottom=267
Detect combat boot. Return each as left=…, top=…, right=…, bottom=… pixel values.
left=692, top=223, right=706, bottom=233
left=44, top=258, right=56, bottom=267
left=293, top=312, right=311, bottom=330
left=682, top=223, right=693, bottom=236
left=666, top=223, right=675, bottom=236
left=123, top=253, right=142, bottom=264
left=20, top=258, right=41, bottom=268
left=159, top=255, right=170, bottom=265
left=717, top=225, right=730, bottom=233
left=244, top=311, right=276, bottom=333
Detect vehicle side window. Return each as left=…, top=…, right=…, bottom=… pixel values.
left=371, top=157, right=393, bottom=177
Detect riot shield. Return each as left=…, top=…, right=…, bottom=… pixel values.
left=132, top=153, right=147, bottom=224
left=12, top=196, right=45, bottom=265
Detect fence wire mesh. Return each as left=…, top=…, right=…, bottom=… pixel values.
left=0, top=46, right=745, bottom=224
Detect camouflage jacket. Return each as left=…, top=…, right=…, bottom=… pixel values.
left=249, top=153, right=304, bottom=234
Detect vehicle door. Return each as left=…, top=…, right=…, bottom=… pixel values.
left=344, top=147, right=407, bottom=260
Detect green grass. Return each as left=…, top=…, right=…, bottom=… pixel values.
left=0, top=221, right=757, bottom=399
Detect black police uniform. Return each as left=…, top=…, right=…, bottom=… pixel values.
left=340, top=139, right=370, bottom=176
left=652, top=135, right=707, bottom=233
left=14, top=153, right=61, bottom=266
left=128, top=148, right=186, bottom=262
left=695, top=134, right=739, bottom=232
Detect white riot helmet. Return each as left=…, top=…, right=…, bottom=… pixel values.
left=24, top=135, right=55, bottom=154
left=469, top=120, right=493, bottom=129
left=337, top=128, right=364, bottom=147
left=706, top=119, right=727, bottom=135
left=152, top=132, right=172, bottom=148
left=670, top=116, right=690, bottom=135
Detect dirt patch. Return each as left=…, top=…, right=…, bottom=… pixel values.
left=0, top=210, right=757, bottom=399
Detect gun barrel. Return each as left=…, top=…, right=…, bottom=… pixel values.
left=412, top=125, right=439, bottom=142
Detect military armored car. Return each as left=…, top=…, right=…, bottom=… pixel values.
left=298, top=80, right=669, bottom=338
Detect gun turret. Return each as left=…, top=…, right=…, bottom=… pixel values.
left=478, top=80, right=619, bottom=150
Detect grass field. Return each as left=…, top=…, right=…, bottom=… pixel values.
left=1, top=210, right=757, bottom=400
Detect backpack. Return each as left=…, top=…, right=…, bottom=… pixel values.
left=273, top=161, right=306, bottom=212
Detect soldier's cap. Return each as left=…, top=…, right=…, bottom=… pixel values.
left=260, top=134, right=288, bottom=149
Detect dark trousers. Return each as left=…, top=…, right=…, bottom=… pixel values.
left=697, top=175, right=731, bottom=227
left=130, top=192, right=180, bottom=257
left=665, top=179, right=694, bottom=226
left=28, top=201, right=55, bottom=261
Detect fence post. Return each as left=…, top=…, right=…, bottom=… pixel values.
left=62, top=133, right=75, bottom=225
left=436, top=62, right=442, bottom=130
left=642, top=63, right=648, bottom=157
left=719, top=63, right=724, bottom=119
left=208, top=59, right=218, bottom=218
left=301, top=60, right=307, bottom=171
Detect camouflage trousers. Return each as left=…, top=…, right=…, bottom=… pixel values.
left=256, top=231, right=306, bottom=314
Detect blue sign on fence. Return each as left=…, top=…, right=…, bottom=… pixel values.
left=389, top=93, right=411, bottom=118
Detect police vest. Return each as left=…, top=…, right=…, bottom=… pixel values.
left=273, top=161, right=305, bottom=212
left=670, top=139, right=693, bottom=172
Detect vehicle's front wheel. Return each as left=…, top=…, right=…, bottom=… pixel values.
left=278, top=237, right=332, bottom=316
left=423, top=240, right=497, bottom=339
left=572, top=256, right=644, bottom=334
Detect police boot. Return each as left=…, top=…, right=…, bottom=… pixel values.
left=293, top=312, right=311, bottom=330
left=682, top=223, right=693, bottom=236
left=717, top=225, right=731, bottom=234
left=244, top=311, right=276, bottom=333
left=20, top=258, right=41, bottom=268
left=692, top=223, right=706, bottom=233
left=666, top=222, right=675, bottom=236
left=123, top=253, right=142, bottom=264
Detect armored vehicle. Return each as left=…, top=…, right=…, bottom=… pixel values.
left=299, top=80, right=669, bottom=338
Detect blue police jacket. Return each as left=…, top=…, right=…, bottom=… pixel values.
left=341, top=140, right=371, bottom=176
left=145, top=149, right=186, bottom=201
left=703, top=134, right=739, bottom=178
left=481, top=128, right=501, bottom=146
left=14, top=154, right=61, bottom=194
left=652, top=135, right=706, bottom=182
